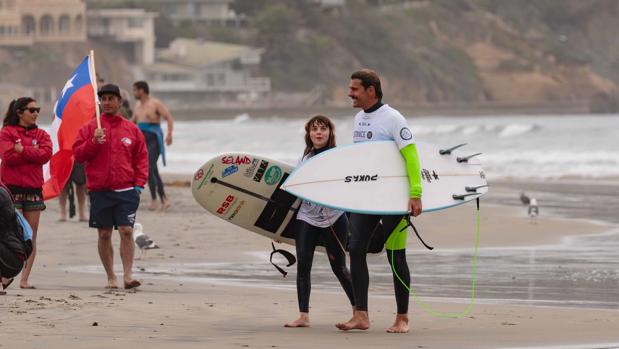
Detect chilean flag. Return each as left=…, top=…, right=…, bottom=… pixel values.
left=42, top=56, right=97, bottom=200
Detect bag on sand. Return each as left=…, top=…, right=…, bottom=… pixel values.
left=0, top=186, right=33, bottom=278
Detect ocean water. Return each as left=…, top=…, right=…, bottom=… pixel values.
left=160, top=114, right=619, bottom=180
left=60, top=113, right=619, bottom=311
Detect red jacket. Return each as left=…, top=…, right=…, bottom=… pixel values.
left=0, top=125, right=52, bottom=189
left=73, top=113, right=148, bottom=192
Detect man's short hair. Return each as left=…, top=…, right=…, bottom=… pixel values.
left=133, top=81, right=150, bottom=95
left=350, top=69, right=383, bottom=100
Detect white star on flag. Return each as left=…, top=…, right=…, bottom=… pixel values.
left=61, top=74, right=76, bottom=98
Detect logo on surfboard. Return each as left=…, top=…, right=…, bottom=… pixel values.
left=264, top=166, right=282, bottom=185
left=344, top=174, right=378, bottom=182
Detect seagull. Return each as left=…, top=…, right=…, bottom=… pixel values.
left=528, top=198, right=539, bottom=218
left=133, top=223, right=159, bottom=260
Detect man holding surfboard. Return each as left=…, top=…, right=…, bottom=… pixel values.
left=336, top=69, right=422, bottom=333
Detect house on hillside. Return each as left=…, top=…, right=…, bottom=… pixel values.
left=156, top=0, right=243, bottom=26
left=142, top=38, right=270, bottom=107
left=87, top=8, right=157, bottom=65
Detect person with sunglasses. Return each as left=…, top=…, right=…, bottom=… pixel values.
left=0, top=97, right=52, bottom=289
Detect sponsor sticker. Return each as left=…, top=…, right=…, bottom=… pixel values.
left=217, top=194, right=235, bottom=215
left=194, top=169, right=204, bottom=181
left=244, top=158, right=259, bottom=177
left=222, top=165, right=239, bottom=178
left=197, top=164, right=215, bottom=190
left=253, top=160, right=269, bottom=182
left=227, top=200, right=245, bottom=221
left=264, top=165, right=282, bottom=185
left=221, top=155, right=251, bottom=165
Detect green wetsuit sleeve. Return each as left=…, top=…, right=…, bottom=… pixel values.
left=400, top=143, right=422, bottom=198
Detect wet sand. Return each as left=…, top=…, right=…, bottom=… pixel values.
left=1, top=179, right=618, bottom=348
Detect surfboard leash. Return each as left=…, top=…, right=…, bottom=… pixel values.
left=270, top=242, right=297, bottom=277
left=401, top=214, right=434, bottom=250
left=390, top=197, right=481, bottom=318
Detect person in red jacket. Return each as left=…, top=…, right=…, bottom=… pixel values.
left=73, top=84, right=148, bottom=290
left=0, top=97, right=52, bottom=289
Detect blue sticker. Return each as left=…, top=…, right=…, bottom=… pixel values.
left=222, top=165, right=239, bottom=177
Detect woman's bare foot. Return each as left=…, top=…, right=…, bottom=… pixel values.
left=284, top=313, right=310, bottom=328
left=19, top=283, right=36, bottom=289
left=148, top=200, right=159, bottom=211
left=386, top=314, right=409, bottom=333
left=158, top=198, right=170, bottom=212
left=336, top=311, right=370, bottom=331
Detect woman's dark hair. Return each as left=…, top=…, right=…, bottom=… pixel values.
left=303, top=115, right=336, bottom=156
left=3, top=97, right=36, bottom=126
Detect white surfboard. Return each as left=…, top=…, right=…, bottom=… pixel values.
left=281, top=141, right=488, bottom=215
left=191, top=153, right=301, bottom=246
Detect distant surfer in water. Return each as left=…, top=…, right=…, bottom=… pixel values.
left=336, top=69, right=423, bottom=333
left=132, top=81, right=174, bottom=212
left=285, top=115, right=355, bottom=328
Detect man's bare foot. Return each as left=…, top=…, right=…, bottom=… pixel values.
left=284, top=313, right=310, bottom=328
left=124, top=279, right=141, bottom=289
left=105, top=279, right=119, bottom=289
left=336, top=311, right=370, bottom=331
left=148, top=200, right=159, bottom=211
left=386, top=314, right=409, bottom=333
left=79, top=217, right=88, bottom=222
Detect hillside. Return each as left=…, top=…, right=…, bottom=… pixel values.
left=230, top=0, right=618, bottom=111
left=2, top=0, right=618, bottom=114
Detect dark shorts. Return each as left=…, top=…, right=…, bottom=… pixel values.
left=6, top=186, right=46, bottom=212
left=89, top=190, right=140, bottom=229
left=69, top=162, right=86, bottom=186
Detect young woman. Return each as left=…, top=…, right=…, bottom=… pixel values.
left=0, top=97, right=52, bottom=289
left=285, top=115, right=355, bottom=328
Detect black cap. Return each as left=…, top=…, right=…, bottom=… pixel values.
left=97, top=84, right=122, bottom=98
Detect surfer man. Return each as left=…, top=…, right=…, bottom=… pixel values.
left=336, top=69, right=423, bottom=333
left=73, top=84, right=148, bottom=289
left=132, top=81, right=174, bottom=211
left=285, top=115, right=355, bottom=328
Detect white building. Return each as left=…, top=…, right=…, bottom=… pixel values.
left=143, top=38, right=270, bottom=106
left=157, top=0, right=242, bottom=26
left=87, top=8, right=157, bottom=64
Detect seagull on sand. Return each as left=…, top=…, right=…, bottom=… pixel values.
left=133, top=223, right=159, bottom=260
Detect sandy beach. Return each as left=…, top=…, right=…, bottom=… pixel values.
left=1, top=179, right=618, bottom=349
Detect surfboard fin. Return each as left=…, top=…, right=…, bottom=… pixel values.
left=439, top=143, right=467, bottom=155
left=457, top=152, right=482, bottom=163
left=465, top=184, right=488, bottom=192
left=452, top=193, right=480, bottom=200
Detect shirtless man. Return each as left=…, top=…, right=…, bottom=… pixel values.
left=132, top=81, right=174, bottom=211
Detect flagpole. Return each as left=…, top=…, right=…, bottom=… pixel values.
left=89, top=50, right=102, bottom=129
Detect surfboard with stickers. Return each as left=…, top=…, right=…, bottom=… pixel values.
left=281, top=141, right=488, bottom=215
left=191, top=153, right=300, bottom=246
